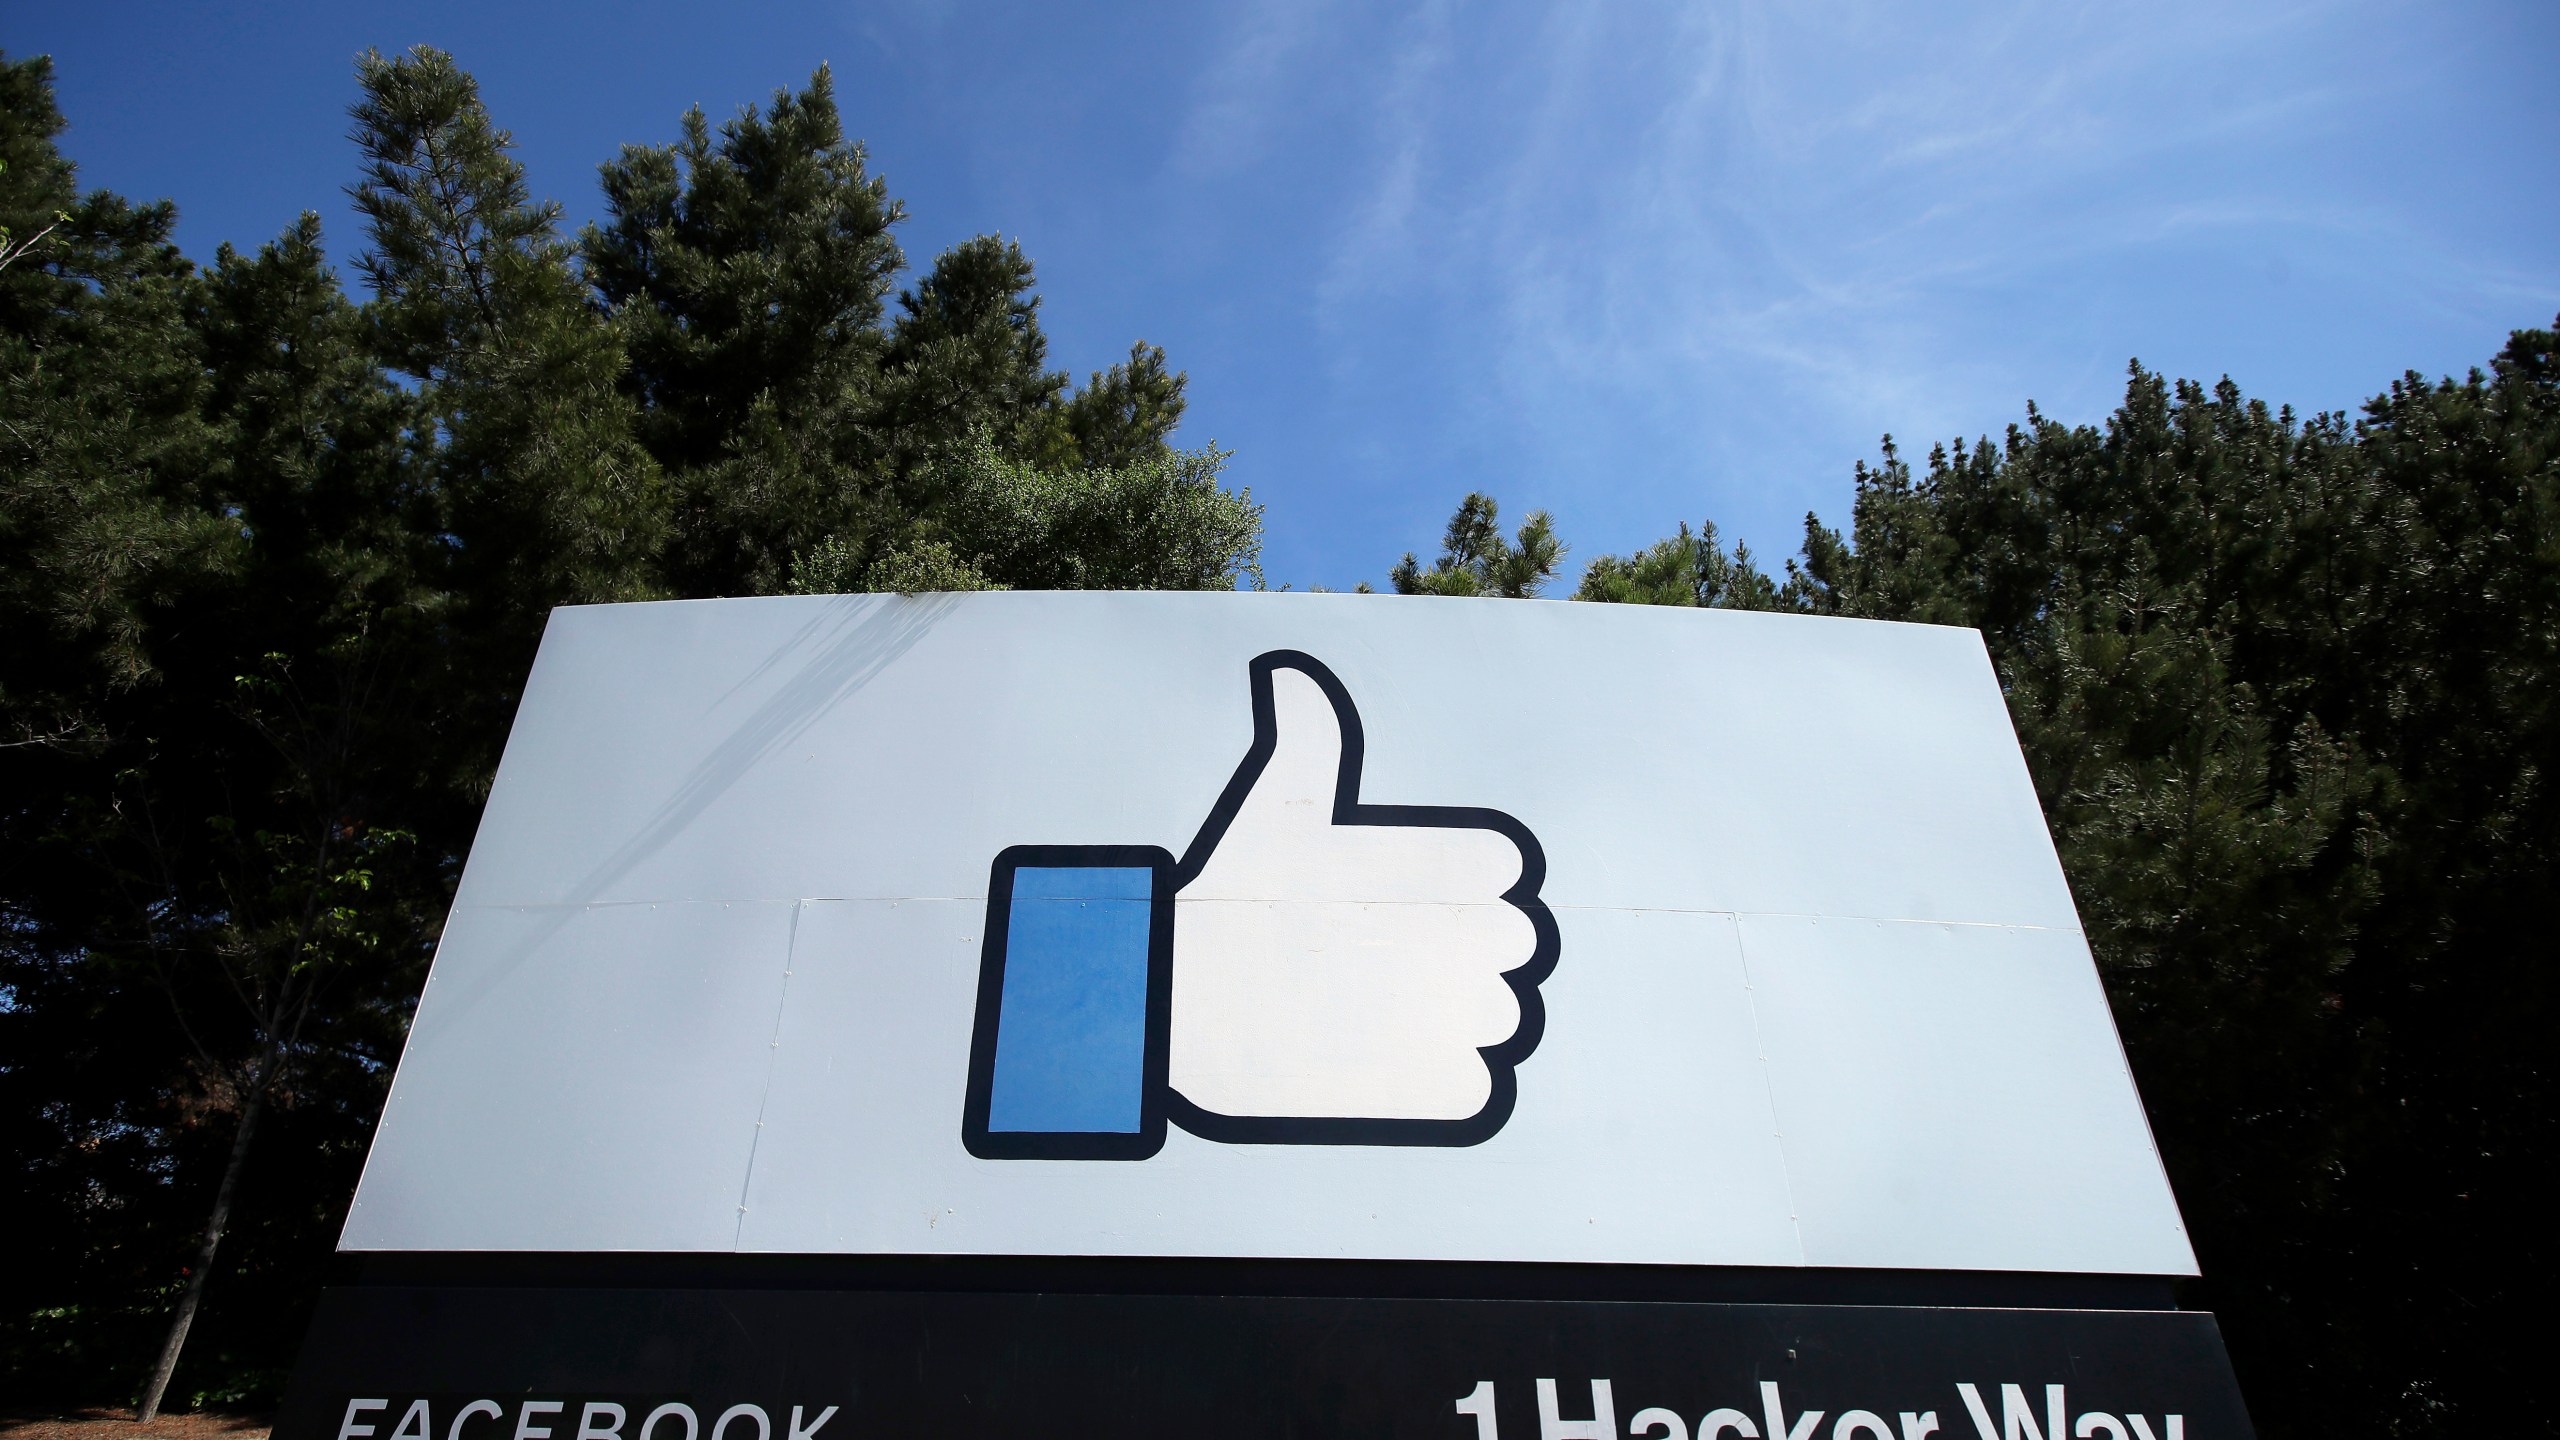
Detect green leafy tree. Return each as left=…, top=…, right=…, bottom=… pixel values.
left=5, top=49, right=446, bottom=1417
left=793, top=434, right=1260, bottom=594
left=1048, top=339, right=1189, bottom=471
left=2, top=55, right=222, bottom=1414
left=3, top=45, right=1263, bottom=1420
left=1573, top=519, right=1778, bottom=608
left=585, top=80, right=1202, bottom=598
left=1549, top=329, right=2560, bottom=1435
left=865, top=246, right=1208, bottom=576
left=349, top=44, right=666, bottom=637
left=1389, top=491, right=1563, bottom=597
left=135, top=212, right=448, bottom=1413
left=0, top=53, right=224, bottom=752
left=873, top=234, right=1066, bottom=468
left=806, top=537, right=1002, bottom=595
left=584, top=67, right=905, bottom=596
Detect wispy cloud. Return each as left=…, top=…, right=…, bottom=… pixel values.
left=1377, top=4, right=2401, bottom=484
left=1310, top=0, right=1457, bottom=324
left=1172, top=0, right=1343, bottom=178
left=1152, top=0, right=2553, bottom=579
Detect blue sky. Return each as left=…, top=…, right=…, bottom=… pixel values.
left=14, top=0, right=2557, bottom=590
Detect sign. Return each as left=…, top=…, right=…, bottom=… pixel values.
left=962, top=649, right=1557, bottom=1158
left=288, top=593, right=2250, bottom=1436
left=279, top=1285, right=2250, bottom=1440
left=343, top=593, right=2189, bottom=1275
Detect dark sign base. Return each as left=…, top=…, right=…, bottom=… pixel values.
left=277, top=1279, right=2253, bottom=1440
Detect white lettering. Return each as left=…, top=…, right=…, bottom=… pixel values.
left=516, top=1401, right=564, bottom=1440
left=449, top=1401, right=503, bottom=1440
left=2125, top=1418, right=2182, bottom=1440
left=2074, top=1416, right=2127, bottom=1440
left=639, top=1404, right=697, bottom=1440
left=577, top=1405, right=627, bottom=1440
left=1457, top=1381, right=1500, bottom=1440
left=392, top=1402, right=432, bottom=1440
left=1699, top=1404, right=1761, bottom=1434
left=341, top=1399, right=388, bottom=1440
left=1540, top=1379, right=1617, bottom=1440
left=1760, top=1383, right=1824, bottom=1440
left=1701, top=1408, right=1759, bottom=1440
left=1899, top=1413, right=1939, bottom=1440
left=1957, top=1386, right=1999, bottom=1440
left=2008, top=1386, right=2064, bottom=1440
left=1835, top=1414, right=1893, bottom=1440
left=784, top=1407, right=834, bottom=1440
left=711, top=1406, right=768, bottom=1440
left=1953, top=1385, right=2066, bottom=1440
left=1630, top=1407, right=1689, bottom=1440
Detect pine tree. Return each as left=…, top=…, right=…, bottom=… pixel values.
left=1389, top=492, right=1564, bottom=597
left=349, top=45, right=666, bottom=637
left=6, top=52, right=446, bottom=1416
left=1050, top=339, right=1189, bottom=471
left=1554, top=330, right=2560, bottom=1434
left=585, top=67, right=904, bottom=596
left=1572, top=519, right=1777, bottom=608
left=3, top=47, right=1261, bottom=1414
left=584, top=78, right=1206, bottom=598
left=876, top=234, right=1066, bottom=466
left=123, top=216, right=443, bottom=1423
left=3, top=68, right=230, bottom=1408
left=0, top=52, right=224, bottom=751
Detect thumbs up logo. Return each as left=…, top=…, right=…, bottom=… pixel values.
left=962, top=651, right=1559, bottom=1160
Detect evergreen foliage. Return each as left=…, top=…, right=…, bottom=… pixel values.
left=876, top=232, right=1064, bottom=456
left=7, top=31, right=2553, bottom=1436
left=0, top=46, right=1257, bottom=1417
left=1471, top=333, right=2558, bottom=1436
left=789, top=435, right=1258, bottom=595
left=929, top=435, right=1260, bottom=592
left=1057, top=340, right=1189, bottom=471
left=1388, top=491, right=1563, bottom=597
left=349, top=46, right=668, bottom=634
left=577, top=66, right=1216, bottom=597
left=1572, top=519, right=1777, bottom=608
left=583, top=66, right=903, bottom=596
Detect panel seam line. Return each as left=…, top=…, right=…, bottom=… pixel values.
left=1730, top=916, right=1807, bottom=1265
left=733, top=897, right=804, bottom=1249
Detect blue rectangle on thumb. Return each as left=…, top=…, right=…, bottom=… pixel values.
left=984, top=866, right=1156, bottom=1135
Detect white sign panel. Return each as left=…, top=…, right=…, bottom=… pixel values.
left=343, top=592, right=2194, bottom=1276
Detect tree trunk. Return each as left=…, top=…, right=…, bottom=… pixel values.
left=136, top=1068, right=268, bottom=1422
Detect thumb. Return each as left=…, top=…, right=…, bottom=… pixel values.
left=1176, top=651, right=1364, bottom=880
left=1244, top=650, right=1351, bottom=819
left=1244, top=657, right=1355, bottom=826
